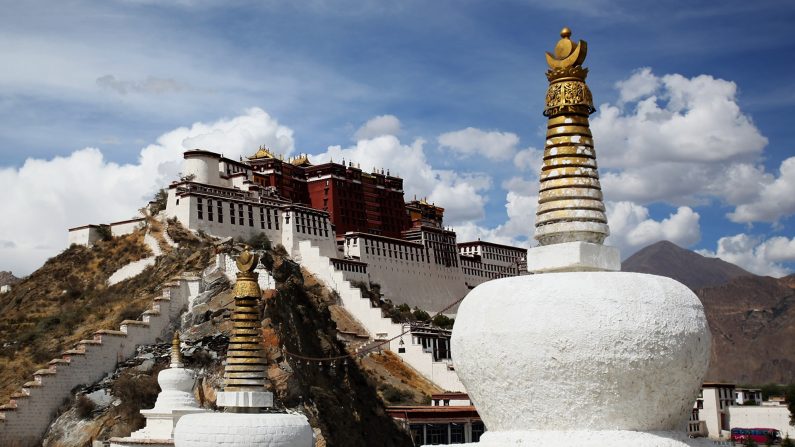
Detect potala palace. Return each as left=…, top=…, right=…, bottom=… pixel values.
left=67, top=145, right=529, bottom=395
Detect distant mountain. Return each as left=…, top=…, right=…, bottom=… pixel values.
left=622, top=240, right=752, bottom=290
left=698, top=275, right=795, bottom=384
left=0, top=271, right=20, bottom=287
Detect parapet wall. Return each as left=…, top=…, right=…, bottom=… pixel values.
left=0, top=276, right=201, bottom=445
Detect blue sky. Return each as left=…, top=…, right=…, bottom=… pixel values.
left=2, top=0, right=795, bottom=276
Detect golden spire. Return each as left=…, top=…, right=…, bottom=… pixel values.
left=224, top=247, right=268, bottom=391
left=171, top=330, right=183, bottom=368
left=535, top=27, right=608, bottom=246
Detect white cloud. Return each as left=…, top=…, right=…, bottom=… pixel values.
left=728, top=157, right=795, bottom=224
left=353, top=114, right=401, bottom=140
left=0, top=107, right=293, bottom=275
left=616, top=67, right=660, bottom=104
left=311, top=130, right=492, bottom=225
left=605, top=202, right=701, bottom=257
left=512, top=146, right=544, bottom=173
left=591, top=69, right=769, bottom=206
left=438, top=127, right=519, bottom=161
left=698, top=234, right=795, bottom=277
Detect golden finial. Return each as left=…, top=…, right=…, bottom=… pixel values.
left=171, top=330, right=183, bottom=367
left=234, top=246, right=261, bottom=298
left=545, top=26, right=588, bottom=70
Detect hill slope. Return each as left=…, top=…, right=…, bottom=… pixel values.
left=698, top=275, right=795, bottom=384
left=622, top=240, right=752, bottom=290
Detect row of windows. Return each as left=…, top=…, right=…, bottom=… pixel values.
left=409, top=422, right=485, bottom=445
left=292, top=212, right=329, bottom=237
left=196, top=197, right=280, bottom=231
left=331, top=260, right=367, bottom=274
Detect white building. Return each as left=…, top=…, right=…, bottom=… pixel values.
left=698, top=383, right=736, bottom=439
left=735, top=388, right=763, bottom=406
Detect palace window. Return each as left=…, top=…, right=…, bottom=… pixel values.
left=248, top=205, right=253, bottom=227
left=230, top=203, right=236, bottom=225
left=217, top=201, right=223, bottom=223
left=259, top=207, right=265, bottom=229
left=197, top=197, right=204, bottom=220
left=238, top=204, right=244, bottom=225
left=266, top=208, right=272, bottom=229
left=274, top=210, right=280, bottom=230
left=208, top=199, right=214, bottom=221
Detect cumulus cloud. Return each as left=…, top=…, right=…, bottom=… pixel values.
left=311, top=131, right=491, bottom=225
left=0, top=107, right=294, bottom=275
left=591, top=69, right=768, bottom=206
left=438, top=127, right=519, bottom=161
left=698, top=234, right=795, bottom=277
left=513, top=146, right=544, bottom=173
left=727, top=157, right=795, bottom=224
left=353, top=114, right=402, bottom=140
left=96, top=74, right=193, bottom=95
left=605, top=202, right=701, bottom=256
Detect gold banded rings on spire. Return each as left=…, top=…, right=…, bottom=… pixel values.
left=171, top=330, right=184, bottom=368
left=535, top=27, right=609, bottom=246
left=224, top=247, right=268, bottom=392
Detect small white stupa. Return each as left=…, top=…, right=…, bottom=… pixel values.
left=110, top=331, right=206, bottom=447
left=174, top=248, right=313, bottom=447
left=448, top=28, right=713, bottom=447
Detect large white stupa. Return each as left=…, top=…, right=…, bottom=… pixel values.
left=448, top=28, right=713, bottom=447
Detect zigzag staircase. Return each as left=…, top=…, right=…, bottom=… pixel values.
left=296, top=240, right=464, bottom=392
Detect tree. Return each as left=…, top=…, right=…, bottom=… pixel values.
left=149, top=188, right=168, bottom=215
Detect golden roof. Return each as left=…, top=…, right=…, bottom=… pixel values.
left=249, top=146, right=276, bottom=160
left=290, top=154, right=312, bottom=167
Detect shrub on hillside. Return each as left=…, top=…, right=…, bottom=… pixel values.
left=75, top=394, right=96, bottom=419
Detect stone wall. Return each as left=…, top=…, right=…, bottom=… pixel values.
left=0, top=276, right=202, bottom=445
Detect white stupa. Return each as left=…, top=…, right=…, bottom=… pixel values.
left=174, top=249, right=313, bottom=447
left=447, top=28, right=713, bottom=447
left=110, top=331, right=206, bottom=447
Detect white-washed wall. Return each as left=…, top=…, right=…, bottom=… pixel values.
left=296, top=240, right=464, bottom=392
left=0, top=277, right=201, bottom=444
left=109, top=219, right=146, bottom=237
left=68, top=227, right=102, bottom=247
left=729, top=406, right=795, bottom=438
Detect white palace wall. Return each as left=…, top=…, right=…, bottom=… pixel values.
left=297, top=240, right=464, bottom=392
left=343, top=235, right=469, bottom=313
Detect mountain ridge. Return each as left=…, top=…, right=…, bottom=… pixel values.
left=622, top=240, right=752, bottom=290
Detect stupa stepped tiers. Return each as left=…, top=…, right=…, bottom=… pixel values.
left=449, top=28, right=712, bottom=446
left=174, top=249, right=313, bottom=447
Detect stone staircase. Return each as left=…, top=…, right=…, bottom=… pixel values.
left=296, top=240, right=464, bottom=392
left=107, top=231, right=162, bottom=286
left=0, top=276, right=201, bottom=445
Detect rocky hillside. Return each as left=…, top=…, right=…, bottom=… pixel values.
left=624, top=240, right=795, bottom=384
left=0, top=218, right=214, bottom=405
left=0, top=271, right=20, bottom=287
left=5, top=226, right=429, bottom=446
left=622, top=240, right=752, bottom=290
left=699, top=275, right=795, bottom=384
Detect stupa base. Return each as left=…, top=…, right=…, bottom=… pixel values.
left=174, top=412, right=313, bottom=447
left=439, top=430, right=714, bottom=447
